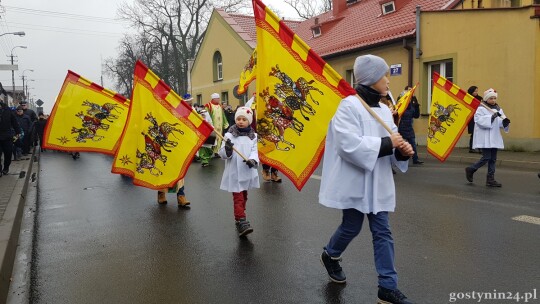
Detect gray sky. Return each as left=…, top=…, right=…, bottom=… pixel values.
left=0, top=0, right=299, bottom=113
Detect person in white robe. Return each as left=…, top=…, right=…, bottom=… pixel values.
left=319, top=54, right=416, bottom=304
left=465, top=88, right=510, bottom=187
left=218, top=106, right=259, bottom=237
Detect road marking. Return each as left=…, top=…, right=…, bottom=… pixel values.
left=311, top=174, right=321, bottom=180
left=512, top=215, right=540, bottom=225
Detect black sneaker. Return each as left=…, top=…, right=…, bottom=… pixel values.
left=465, top=167, right=475, bottom=182
left=2, top=169, right=9, bottom=175
left=320, top=250, right=346, bottom=283
left=412, top=160, right=424, bottom=165
left=377, top=286, right=414, bottom=304
left=235, top=218, right=253, bottom=237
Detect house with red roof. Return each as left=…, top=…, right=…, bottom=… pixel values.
left=191, top=0, right=540, bottom=150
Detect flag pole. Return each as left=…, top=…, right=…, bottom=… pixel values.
left=213, top=130, right=249, bottom=161
left=479, top=102, right=507, bottom=119
left=355, top=94, right=394, bottom=134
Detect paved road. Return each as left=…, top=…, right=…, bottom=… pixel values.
left=30, top=152, right=540, bottom=304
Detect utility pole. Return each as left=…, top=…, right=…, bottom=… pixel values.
left=10, top=45, right=27, bottom=106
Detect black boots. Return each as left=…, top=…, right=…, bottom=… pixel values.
left=377, top=286, right=415, bottom=304
left=320, top=250, right=346, bottom=283
left=465, top=167, right=476, bottom=182
left=235, top=218, right=253, bottom=237
left=486, top=175, right=502, bottom=187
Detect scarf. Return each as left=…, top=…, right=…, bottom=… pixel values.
left=355, top=84, right=383, bottom=107
left=228, top=124, right=255, bottom=140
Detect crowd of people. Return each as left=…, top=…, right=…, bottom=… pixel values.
left=0, top=100, right=47, bottom=177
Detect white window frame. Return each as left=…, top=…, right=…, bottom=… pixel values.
left=312, top=26, right=321, bottom=38
left=382, top=1, right=395, bottom=15
left=427, top=60, right=453, bottom=110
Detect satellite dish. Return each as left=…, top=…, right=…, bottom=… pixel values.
left=233, top=85, right=244, bottom=99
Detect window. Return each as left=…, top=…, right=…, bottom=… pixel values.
left=381, top=1, right=395, bottom=15
left=197, top=94, right=202, bottom=105
left=346, top=69, right=355, bottom=87
left=312, top=26, right=321, bottom=38
left=491, top=0, right=521, bottom=7
left=221, top=92, right=229, bottom=104
left=427, top=60, right=453, bottom=110
left=213, top=51, right=223, bottom=81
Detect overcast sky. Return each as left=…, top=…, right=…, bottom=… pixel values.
left=0, top=0, right=300, bottom=113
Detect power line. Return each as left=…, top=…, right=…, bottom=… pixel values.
left=6, top=21, right=125, bottom=37
left=3, top=5, right=127, bottom=24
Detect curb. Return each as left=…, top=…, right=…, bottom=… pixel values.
left=418, top=151, right=540, bottom=170
left=0, top=150, right=36, bottom=303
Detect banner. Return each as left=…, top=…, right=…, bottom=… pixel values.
left=395, top=83, right=419, bottom=119
left=253, top=0, right=356, bottom=190
left=427, top=73, right=480, bottom=162
left=43, top=71, right=129, bottom=155
left=237, top=48, right=257, bottom=95
left=111, top=61, right=213, bottom=190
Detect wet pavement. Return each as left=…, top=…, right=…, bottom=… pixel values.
left=24, top=150, right=540, bottom=304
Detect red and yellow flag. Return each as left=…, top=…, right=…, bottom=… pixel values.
left=111, top=61, right=213, bottom=190
left=395, top=83, right=419, bottom=119
left=427, top=73, right=480, bottom=162
left=43, top=71, right=129, bottom=155
left=253, top=0, right=356, bottom=190
left=237, top=48, right=257, bottom=95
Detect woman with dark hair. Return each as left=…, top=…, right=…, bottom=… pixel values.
left=467, top=86, right=482, bottom=153
left=0, top=102, right=21, bottom=176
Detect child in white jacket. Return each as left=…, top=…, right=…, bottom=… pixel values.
left=465, top=88, right=510, bottom=187
left=218, top=106, right=260, bottom=237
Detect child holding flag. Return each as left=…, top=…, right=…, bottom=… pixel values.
left=218, top=106, right=260, bottom=237
left=465, top=88, right=510, bottom=187
left=318, top=54, right=415, bottom=304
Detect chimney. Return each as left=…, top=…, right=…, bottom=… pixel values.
left=333, top=0, right=347, bottom=16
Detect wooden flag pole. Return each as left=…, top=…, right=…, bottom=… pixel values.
left=479, top=102, right=507, bottom=119
left=355, top=94, right=394, bottom=134
left=213, top=130, right=249, bottom=161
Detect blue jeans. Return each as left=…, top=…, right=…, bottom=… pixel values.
left=324, top=209, right=398, bottom=289
left=470, top=148, right=498, bottom=176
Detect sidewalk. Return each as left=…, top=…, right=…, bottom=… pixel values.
left=417, top=145, right=540, bottom=170
left=0, top=151, right=37, bottom=303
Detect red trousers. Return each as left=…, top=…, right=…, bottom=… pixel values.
left=232, top=191, right=248, bottom=220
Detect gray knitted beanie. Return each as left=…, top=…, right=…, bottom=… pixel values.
left=353, top=55, right=389, bottom=86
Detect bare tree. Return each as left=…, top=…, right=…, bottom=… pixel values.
left=104, top=33, right=159, bottom=97
left=109, top=0, right=249, bottom=95
left=283, top=0, right=332, bottom=20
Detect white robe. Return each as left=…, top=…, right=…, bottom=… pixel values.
left=218, top=132, right=260, bottom=192
left=319, top=95, right=408, bottom=214
left=472, top=106, right=509, bottom=149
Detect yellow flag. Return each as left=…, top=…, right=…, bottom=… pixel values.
left=427, top=73, right=480, bottom=161
left=395, top=83, right=419, bottom=119
left=43, top=71, right=129, bottom=155
left=253, top=0, right=357, bottom=190
left=237, top=48, right=257, bottom=95
left=111, top=61, right=213, bottom=190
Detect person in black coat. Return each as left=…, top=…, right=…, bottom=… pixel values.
left=0, top=102, right=21, bottom=175
left=398, top=85, right=423, bottom=164
left=467, top=86, right=483, bottom=153
left=15, top=106, right=32, bottom=157
left=35, top=112, right=48, bottom=152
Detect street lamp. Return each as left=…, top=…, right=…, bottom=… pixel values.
left=0, top=31, right=25, bottom=38
left=11, top=45, right=27, bottom=105
left=22, top=69, right=34, bottom=100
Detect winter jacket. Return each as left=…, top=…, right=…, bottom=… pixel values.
left=398, top=98, right=420, bottom=139
left=16, top=113, right=32, bottom=134
left=0, top=107, right=20, bottom=141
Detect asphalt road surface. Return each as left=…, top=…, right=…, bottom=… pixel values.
left=29, top=151, right=540, bottom=304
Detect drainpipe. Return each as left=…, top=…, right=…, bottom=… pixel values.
left=403, top=38, right=413, bottom=87
left=415, top=5, right=422, bottom=59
